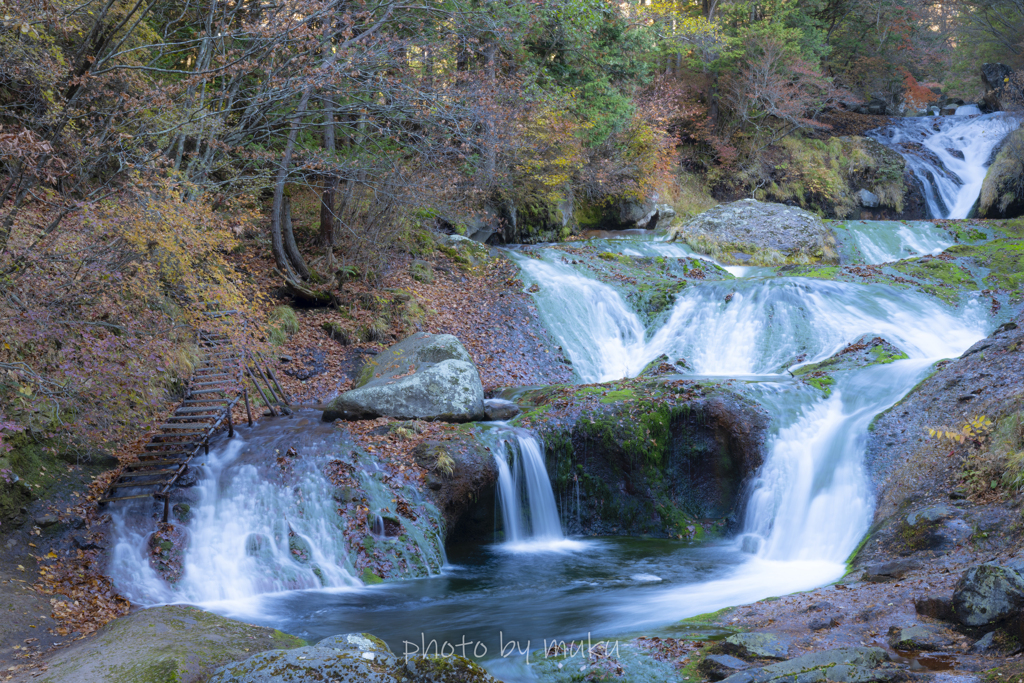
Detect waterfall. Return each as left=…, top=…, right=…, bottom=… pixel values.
left=107, top=413, right=446, bottom=606
left=867, top=111, right=1020, bottom=218
left=517, top=246, right=988, bottom=569
left=485, top=427, right=576, bottom=550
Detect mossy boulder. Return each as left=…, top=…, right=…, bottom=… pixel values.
left=788, top=335, right=908, bottom=396
left=508, top=378, right=769, bottom=538
left=979, top=127, right=1024, bottom=219
left=323, top=333, right=485, bottom=422
left=952, top=563, right=1024, bottom=627
left=32, top=605, right=305, bottom=683
left=668, top=199, right=839, bottom=265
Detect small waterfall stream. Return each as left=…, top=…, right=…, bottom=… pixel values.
left=488, top=429, right=567, bottom=547
left=867, top=111, right=1020, bottom=218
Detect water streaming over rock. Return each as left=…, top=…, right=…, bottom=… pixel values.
left=867, top=111, right=1020, bottom=218
left=477, top=427, right=574, bottom=549
left=106, top=225, right=999, bottom=675
left=513, top=242, right=988, bottom=571
left=107, top=413, right=445, bottom=605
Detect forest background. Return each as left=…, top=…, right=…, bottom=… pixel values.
left=0, top=0, right=1022, bottom=462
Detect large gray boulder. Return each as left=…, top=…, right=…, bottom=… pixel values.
left=30, top=606, right=306, bottom=683
left=323, top=333, right=485, bottom=422
left=668, top=199, right=838, bottom=265
left=209, top=632, right=498, bottom=683
left=952, top=562, right=1024, bottom=627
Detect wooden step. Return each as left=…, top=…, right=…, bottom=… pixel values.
left=99, top=493, right=159, bottom=504
left=109, top=479, right=173, bottom=489
left=173, top=407, right=223, bottom=415
left=166, top=415, right=217, bottom=423
left=126, top=458, right=190, bottom=469
left=157, top=424, right=212, bottom=431
left=118, top=468, right=179, bottom=478
left=182, top=399, right=230, bottom=405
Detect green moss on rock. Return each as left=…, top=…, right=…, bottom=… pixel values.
left=34, top=605, right=305, bottom=683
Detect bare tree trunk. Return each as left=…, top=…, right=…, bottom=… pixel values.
left=270, top=87, right=313, bottom=281
left=282, top=196, right=310, bottom=279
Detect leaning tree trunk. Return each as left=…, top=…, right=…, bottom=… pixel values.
left=282, top=196, right=310, bottom=280
left=270, top=87, right=313, bottom=281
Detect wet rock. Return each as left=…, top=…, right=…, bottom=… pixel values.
left=70, top=533, right=101, bottom=551
left=969, top=631, right=996, bottom=653
left=915, top=596, right=955, bottom=621
left=825, top=665, right=902, bottom=683
left=172, top=502, right=192, bottom=523
left=721, top=632, right=790, bottom=660
left=894, top=505, right=972, bottom=554
left=701, top=654, right=752, bottom=680
left=809, top=617, right=841, bottom=631
left=668, top=199, right=838, bottom=265
left=979, top=127, right=1024, bottom=219
left=323, top=333, right=485, bottom=422
left=404, top=654, right=498, bottom=682
left=31, top=605, right=305, bottom=683
left=982, top=63, right=1013, bottom=92
left=864, top=559, right=922, bottom=582
left=720, top=647, right=889, bottom=683
left=484, top=398, right=520, bottom=421
left=209, top=633, right=499, bottom=683
left=887, top=624, right=955, bottom=651
left=33, top=514, right=59, bottom=528
left=858, top=189, right=880, bottom=208
left=952, top=563, right=1024, bottom=626
left=209, top=644, right=399, bottom=683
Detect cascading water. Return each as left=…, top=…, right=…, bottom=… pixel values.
left=514, top=241, right=988, bottom=574
left=867, top=111, right=1020, bottom=218
left=105, top=225, right=999, bottom=679
left=478, top=426, right=578, bottom=550
left=107, top=413, right=446, bottom=605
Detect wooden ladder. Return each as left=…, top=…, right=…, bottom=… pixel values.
left=99, top=294, right=291, bottom=521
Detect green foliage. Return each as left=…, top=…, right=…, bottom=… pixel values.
left=269, top=306, right=299, bottom=335
left=758, top=136, right=906, bottom=218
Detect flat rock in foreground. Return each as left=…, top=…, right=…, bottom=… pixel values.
left=323, top=333, right=485, bottom=422
left=31, top=605, right=305, bottom=683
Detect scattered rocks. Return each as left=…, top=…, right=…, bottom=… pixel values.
left=951, top=562, right=1024, bottom=627
left=322, top=333, right=485, bottom=422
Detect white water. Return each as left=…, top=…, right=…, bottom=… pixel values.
left=486, top=428, right=585, bottom=552
left=108, top=422, right=446, bottom=605
left=868, top=111, right=1020, bottom=218
left=839, top=220, right=951, bottom=264
left=515, top=247, right=989, bottom=582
